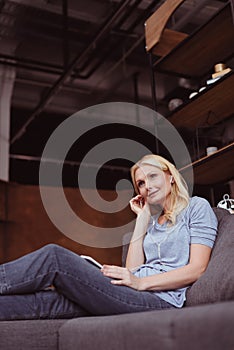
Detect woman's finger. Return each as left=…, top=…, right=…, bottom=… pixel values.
left=101, top=265, right=128, bottom=279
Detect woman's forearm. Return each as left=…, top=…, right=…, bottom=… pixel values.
left=138, top=244, right=212, bottom=291
left=125, top=216, right=148, bottom=270
left=125, top=240, right=144, bottom=270
left=138, top=263, right=206, bottom=291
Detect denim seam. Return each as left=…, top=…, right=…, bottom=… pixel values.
left=57, top=268, right=169, bottom=310
left=6, top=270, right=58, bottom=291
left=5, top=252, right=59, bottom=292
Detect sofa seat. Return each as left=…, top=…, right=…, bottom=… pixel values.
left=59, top=301, right=234, bottom=350
left=0, top=319, right=66, bottom=350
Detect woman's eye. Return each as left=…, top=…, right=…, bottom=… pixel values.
left=150, top=173, right=158, bottom=179
left=138, top=181, right=144, bottom=188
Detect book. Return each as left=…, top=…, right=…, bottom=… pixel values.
left=80, top=255, right=103, bottom=269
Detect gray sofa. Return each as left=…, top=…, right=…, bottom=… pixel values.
left=0, top=208, right=233, bottom=350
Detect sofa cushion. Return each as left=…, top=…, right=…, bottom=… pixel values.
left=59, top=301, right=234, bottom=350
left=186, top=208, right=234, bottom=305
left=0, top=319, right=66, bottom=350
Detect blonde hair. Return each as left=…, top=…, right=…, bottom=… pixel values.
left=131, top=154, right=190, bottom=225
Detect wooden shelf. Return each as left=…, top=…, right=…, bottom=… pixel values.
left=146, top=1, right=234, bottom=190
left=179, top=142, right=234, bottom=185
left=153, top=3, right=234, bottom=78
left=167, top=72, right=234, bottom=129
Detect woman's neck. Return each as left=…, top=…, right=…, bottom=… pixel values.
left=150, top=196, right=171, bottom=216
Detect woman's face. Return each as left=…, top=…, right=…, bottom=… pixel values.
left=134, top=164, right=172, bottom=207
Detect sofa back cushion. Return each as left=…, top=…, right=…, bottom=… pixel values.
left=185, top=208, right=234, bottom=306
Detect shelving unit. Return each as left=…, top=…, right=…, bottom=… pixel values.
left=145, top=0, right=234, bottom=197
left=179, top=142, right=234, bottom=185
left=167, top=72, right=234, bottom=129
left=152, top=3, right=234, bottom=78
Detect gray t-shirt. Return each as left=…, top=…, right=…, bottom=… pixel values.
left=132, top=196, right=218, bottom=307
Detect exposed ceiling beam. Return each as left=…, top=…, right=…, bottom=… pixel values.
left=10, top=0, right=137, bottom=145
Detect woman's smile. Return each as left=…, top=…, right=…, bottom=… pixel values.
left=148, top=190, right=159, bottom=198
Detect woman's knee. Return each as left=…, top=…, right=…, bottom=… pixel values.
left=39, top=243, right=64, bottom=256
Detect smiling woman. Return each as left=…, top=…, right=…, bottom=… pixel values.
left=0, top=154, right=218, bottom=320
left=123, top=154, right=218, bottom=306
left=130, top=154, right=190, bottom=225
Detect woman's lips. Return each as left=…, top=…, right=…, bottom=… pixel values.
left=148, top=190, right=159, bottom=198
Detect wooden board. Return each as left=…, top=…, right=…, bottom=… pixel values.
left=167, top=73, right=234, bottom=129
left=180, top=142, right=234, bottom=185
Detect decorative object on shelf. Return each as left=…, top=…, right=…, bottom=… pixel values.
left=189, top=86, right=207, bottom=99
left=212, top=63, right=231, bottom=79
left=190, top=62, right=232, bottom=98
left=190, top=62, right=232, bottom=99
left=217, top=194, right=234, bottom=214
left=199, top=86, right=206, bottom=93
left=206, top=76, right=221, bottom=85
left=206, top=146, right=218, bottom=156
left=168, top=98, right=183, bottom=111
left=189, top=91, right=198, bottom=99
left=207, top=63, right=232, bottom=85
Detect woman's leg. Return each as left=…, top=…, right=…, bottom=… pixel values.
left=0, top=289, right=90, bottom=320
left=0, top=244, right=173, bottom=316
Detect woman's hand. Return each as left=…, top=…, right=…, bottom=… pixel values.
left=129, top=195, right=144, bottom=215
left=101, top=265, right=142, bottom=291
left=129, top=195, right=150, bottom=216
left=129, top=195, right=151, bottom=229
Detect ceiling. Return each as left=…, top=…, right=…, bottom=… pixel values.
left=0, top=0, right=231, bottom=187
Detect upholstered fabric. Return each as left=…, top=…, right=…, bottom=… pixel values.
left=59, top=301, right=234, bottom=350
left=186, top=208, right=234, bottom=305
left=0, top=319, right=66, bottom=350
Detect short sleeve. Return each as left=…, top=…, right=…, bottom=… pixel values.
left=188, top=197, right=218, bottom=248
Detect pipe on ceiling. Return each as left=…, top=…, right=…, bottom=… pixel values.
left=0, top=0, right=160, bottom=80
left=62, top=0, right=69, bottom=68
left=10, top=0, right=135, bottom=145
left=2, top=0, right=219, bottom=80
left=10, top=0, right=221, bottom=145
left=0, top=0, right=154, bottom=79
left=10, top=153, right=130, bottom=172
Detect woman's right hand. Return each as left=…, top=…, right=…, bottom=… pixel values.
left=129, top=195, right=151, bottom=220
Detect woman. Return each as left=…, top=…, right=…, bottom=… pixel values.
left=0, top=154, right=218, bottom=320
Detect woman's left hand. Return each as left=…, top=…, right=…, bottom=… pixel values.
left=101, top=265, right=142, bottom=290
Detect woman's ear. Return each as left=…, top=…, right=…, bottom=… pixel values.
left=170, top=175, right=174, bottom=184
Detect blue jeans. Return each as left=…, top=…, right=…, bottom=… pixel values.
left=0, top=244, right=174, bottom=320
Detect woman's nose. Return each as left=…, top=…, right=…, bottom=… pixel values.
left=145, top=179, right=152, bottom=189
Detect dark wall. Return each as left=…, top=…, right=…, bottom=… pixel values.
left=0, top=180, right=135, bottom=264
